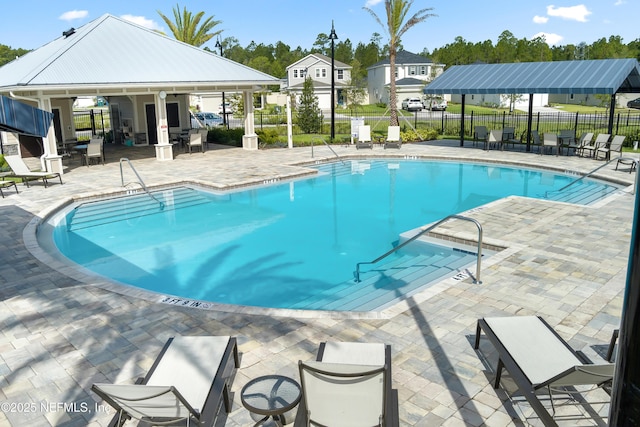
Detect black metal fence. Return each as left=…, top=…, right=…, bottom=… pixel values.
left=72, top=108, right=640, bottom=146
left=253, top=109, right=640, bottom=145
left=73, top=109, right=110, bottom=141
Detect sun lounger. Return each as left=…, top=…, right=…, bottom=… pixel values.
left=295, top=341, right=399, bottom=427
left=474, top=316, right=614, bottom=427
left=92, top=335, right=238, bottom=427
left=4, top=155, right=63, bottom=187
left=384, top=126, right=401, bottom=149
left=356, top=125, right=373, bottom=150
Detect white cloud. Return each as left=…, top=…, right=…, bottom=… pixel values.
left=532, top=32, right=564, bottom=46
left=546, top=4, right=592, bottom=22
left=59, top=10, right=88, bottom=21
left=614, top=0, right=626, bottom=5
left=364, top=0, right=383, bottom=7
left=533, top=15, right=549, bottom=24
left=120, top=15, right=163, bottom=31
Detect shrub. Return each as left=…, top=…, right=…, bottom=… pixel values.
left=400, top=127, right=439, bottom=142
left=207, top=128, right=243, bottom=147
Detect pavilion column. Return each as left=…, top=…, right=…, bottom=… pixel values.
left=242, top=90, right=258, bottom=150
left=40, top=97, right=63, bottom=174
left=154, top=91, right=173, bottom=161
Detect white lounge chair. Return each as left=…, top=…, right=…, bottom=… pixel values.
left=356, top=125, right=373, bottom=150
left=295, top=341, right=398, bottom=427
left=92, top=336, right=238, bottom=427
left=475, top=316, right=614, bottom=426
left=83, top=139, right=104, bottom=166
left=384, top=126, right=401, bottom=149
left=4, top=155, right=62, bottom=187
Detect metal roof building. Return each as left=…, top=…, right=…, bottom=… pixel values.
left=423, top=59, right=640, bottom=147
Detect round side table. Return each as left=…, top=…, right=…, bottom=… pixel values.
left=241, top=375, right=301, bottom=426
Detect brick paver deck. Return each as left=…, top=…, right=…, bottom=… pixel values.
left=0, top=140, right=633, bottom=426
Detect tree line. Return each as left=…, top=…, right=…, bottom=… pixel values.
left=2, top=29, right=638, bottom=83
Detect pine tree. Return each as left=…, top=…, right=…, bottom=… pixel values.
left=297, top=77, right=323, bottom=134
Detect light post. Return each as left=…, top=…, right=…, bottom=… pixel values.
left=329, top=21, right=338, bottom=141
left=215, top=38, right=227, bottom=128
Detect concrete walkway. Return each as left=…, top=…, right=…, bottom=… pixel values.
left=0, top=140, right=635, bottom=426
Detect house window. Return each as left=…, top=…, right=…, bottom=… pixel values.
left=394, top=67, right=399, bottom=78
left=409, top=66, right=416, bottom=75
left=316, top=68, right=327, bottom=78
left=293, top=69, right=298, bottom=78
left=420, top=66, right=427, bottom=75
left=337, top=70, right=344, bottom=80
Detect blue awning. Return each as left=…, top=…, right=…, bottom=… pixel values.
left=424, top=58, right=640, bottom=95
left=0, top=95, right=53, bottom=137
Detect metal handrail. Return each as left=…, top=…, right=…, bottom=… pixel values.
left=551, top=157, right=619, bottom=195
left=354, top=214, right=483, bottom=284
left=119, top=158, right=165, bottom=210
left=311, top=137, right=346, bottom=165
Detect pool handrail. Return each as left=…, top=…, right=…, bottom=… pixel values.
left=549, top=156, right=620, bottom=196
left=311, top=137, right=346, bottom=165
left=119, top=158, right=165, bottom=210
left=354, top=214, right=483, bottom=284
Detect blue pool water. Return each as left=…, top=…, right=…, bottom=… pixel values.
left=45, top=159, right=619, bottom=311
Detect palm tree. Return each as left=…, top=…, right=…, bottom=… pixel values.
left=364, top=1, right=436, bottom=126
left=157, top=4, right=222, bottom=47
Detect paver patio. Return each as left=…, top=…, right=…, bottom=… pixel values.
left=0, top=140, right=634, bottom=426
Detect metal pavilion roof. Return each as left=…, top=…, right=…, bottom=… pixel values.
left=424, top=58, right=640, bottom=95
left=0, top=14, right=279, bottom=94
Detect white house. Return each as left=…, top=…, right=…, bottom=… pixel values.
left=284, top=53, right=351, bottom=109
left=367, top=50, right=445, bottom=107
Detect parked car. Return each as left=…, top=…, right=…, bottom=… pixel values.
left=627, top=98, right=640, bottom=109
left=218, top=102, right=234, bottom=115
left=191, top=112, right=223, bottom=128
left=402, top=97, right=424, bottom=112
left=429, top=99, right=448, bottom=111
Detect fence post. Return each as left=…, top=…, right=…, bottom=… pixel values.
left=90, top=109, right=96, bottom=136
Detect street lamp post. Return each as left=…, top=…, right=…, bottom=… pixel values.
left=215, top=38, right=227, bottom=128
left=329, top=21, right=338, bottom=141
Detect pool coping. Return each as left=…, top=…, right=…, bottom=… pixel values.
left=23, top=155, right=630, bottom=320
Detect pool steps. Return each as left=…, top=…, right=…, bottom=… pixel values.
left=296, top=251, right=476, bottom=312
left=66, top=187, right=208, bottom=230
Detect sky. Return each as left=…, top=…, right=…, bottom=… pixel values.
left=0, top=1, right=637, bottom=55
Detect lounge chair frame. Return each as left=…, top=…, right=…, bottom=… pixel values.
left=474, top=316, right=613, bottom=427
left=4, top=155, right=63, bottom=187
left=93, top=336, right=238, bottom=427
left=294, top=342, right=399, bottom=427
left=0, top=180, right=18, bottom=197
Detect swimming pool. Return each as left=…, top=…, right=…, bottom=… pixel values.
left=41, top=159, right=620, bottom=311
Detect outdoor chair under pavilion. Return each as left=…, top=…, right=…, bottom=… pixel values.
left=486, top=129, right=503, bottom=150
left=473, top=126, right=488, bottom=147
left=186, top=133, right=204, bottom=154
left=474, top=316, right=614, bottom=427
left=582, top=133, right=610, bottom=158
left=356, top=125, right=373, bottom=150
left=4, top=155, right=63, bottom=187
left=92, top=335, right=239, bottom=427
left=384, top=126, right=401, bottom=149
left=83, top=138, right=105, bottom=166
left=295, top=341, right=399, bottom=427
left=596, top=134, right=625, bottom=161
left=542, top=133, right=559, bottom=155
left=575, top=132, right=594, bottom=157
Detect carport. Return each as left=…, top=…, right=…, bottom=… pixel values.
left=424, top=58, right=640, bottom=149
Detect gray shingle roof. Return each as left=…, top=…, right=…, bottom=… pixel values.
left=370, top=50, right=434, bottom=68
left=424, top=59, right=640, bottom=95
left=0, top=14, right=278, bottom=91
